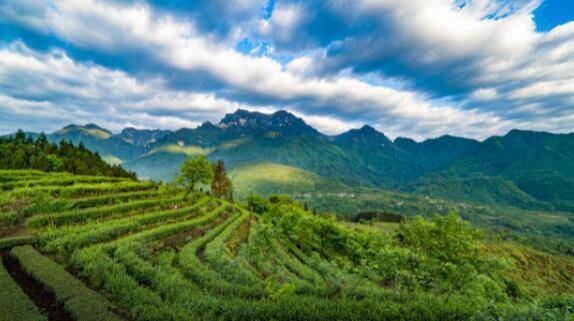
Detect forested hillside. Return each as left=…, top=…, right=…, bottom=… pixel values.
left=0, top=130, right=136, bottom=179
left=410, top=130, right=574, bottom=211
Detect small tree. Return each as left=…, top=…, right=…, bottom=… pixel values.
left=211, top=160, right=233, bottom=200
left=177, top=155, right=213, bottom=191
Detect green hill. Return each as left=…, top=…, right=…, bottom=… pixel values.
left=230, top=162, right=346, bottom=198
left=412, top=130, right=574, bottom=211
left=411, top=176, right=549, bottom=209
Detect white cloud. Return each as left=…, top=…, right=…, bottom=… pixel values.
left=257, top=0, right=574, bottom=135
left=0, top=43, right=244, bottom=133
left=471, top=88, right=498, bottom=102
left=258, top=3, right=306, bottom=45
left=1, top=0, right=573, bottom=139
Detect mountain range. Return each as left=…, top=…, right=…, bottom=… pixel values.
left=21, top=109, right=574, bottom=212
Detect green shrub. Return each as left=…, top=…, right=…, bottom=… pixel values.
left=0, top=235, right=36, bottom=249
left=10, top=245, right=121, bottom=321
left=0, top=260, right=45, bottom=321
left=0, top=211, right=17, bottom=227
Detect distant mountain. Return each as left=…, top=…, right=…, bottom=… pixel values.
left=335, top=125, right=393, bottom=149
left=53, top=123, right=113, bottom=139
left=333, top=125, right=422, bottom=185
left=410, top=130, right=574, bottom=210
left=17, top=110, right=574, bottom=211
left=395, top=135, right=480, bottom=171
left=48, top=124, right=143, bottom=162
left=149, top=122, right=229, bottom=148
left=117, top=127, right=171, bottom=147
left=218, top=109, right=320, bottom=137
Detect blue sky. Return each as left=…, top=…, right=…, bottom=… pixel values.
left=0, top=0, right=573, bottom=140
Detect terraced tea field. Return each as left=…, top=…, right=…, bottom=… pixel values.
left=0, top=170, right=379, bottom=320
left=1, top=170, right=573, bottom=321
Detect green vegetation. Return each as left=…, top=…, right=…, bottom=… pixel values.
left=300, top=188, right=574, bottom=254
left=0, top=131, right=135, bottom=179
left=177, top=155, right=214, bottom=191
left=0, top=259, right=45, bottom=321
left=230, top=162, right=344, bottom=198
left=412, top=176, right=547, bottom=209
left=148, top=144, right=212, bottom=156
left=0, top=169, right=572, bottom=320
left=211, top=160, right=233, bottom=200
left=0, top=235, right=36, bottom=249
left=11, top=245, right=121, bottom=321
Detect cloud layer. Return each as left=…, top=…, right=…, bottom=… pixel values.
left=0, top=0, right=573, bottom=140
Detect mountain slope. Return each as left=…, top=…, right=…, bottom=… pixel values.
left=411, top=130, right=574, bottom=210
left=230, top=162, right=346, bottom=198
left=14, top=111, right=574, bottom=210
left=117, top=127, right=171, bottom=147
left=395, top=135, right=480, bottom=171
left=48, top=124, right=144, bottom=161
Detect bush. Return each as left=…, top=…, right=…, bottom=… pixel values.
left=246, top=194, right=270, bottom=214
left=0, top=235, right=36, bottom=250
left=10, top=245, right=121, bottom=321
left=0, top=260, right=45, bottom=321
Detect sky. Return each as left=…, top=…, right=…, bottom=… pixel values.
left=0, top=0, right=573, bottom=140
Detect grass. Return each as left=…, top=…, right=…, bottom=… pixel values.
left=485, top=241, right=574, bottom=299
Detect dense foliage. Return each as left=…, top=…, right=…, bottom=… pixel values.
left=0, top=130, right=136, bottom=179
left=303, top=188, right=574, bottom=256
left=0, top=257, right=45, bottom=321
left=0, top=170, right=572, bottom=321
left=177, top=155, right=213, bottom=191
left=11, top=245, right=121, bottom=321
left=211, top=160, right=233, bottom=200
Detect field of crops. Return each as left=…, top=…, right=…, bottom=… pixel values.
left=1, top=170, right=573, bottom=321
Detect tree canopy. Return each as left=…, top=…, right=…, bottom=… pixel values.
left=177, top=155, right=214, bottom=191
left=0, top=130, right=136, bottom=179
left=211, top=160, right=233, bottom=200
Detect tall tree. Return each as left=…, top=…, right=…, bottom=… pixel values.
left=177, top=155, right=214, bottom=191
left=211, top=160, right=233, bottom=200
